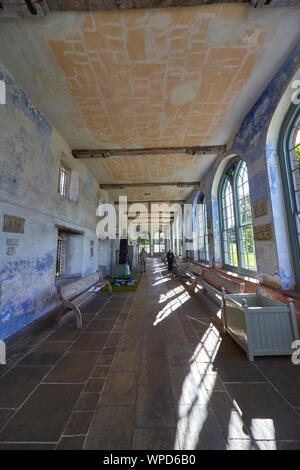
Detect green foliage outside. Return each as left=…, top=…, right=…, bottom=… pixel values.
left=225, top=224, right=256, bottom=270
left=138, top=237, right=150, bottom=245
left=296, top=145, right=300, bottom=173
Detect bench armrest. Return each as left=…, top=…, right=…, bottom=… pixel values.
left=99, top=276, right=112, bottom=294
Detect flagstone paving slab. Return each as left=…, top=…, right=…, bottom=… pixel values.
left=1, top=259, right=300, bottom=450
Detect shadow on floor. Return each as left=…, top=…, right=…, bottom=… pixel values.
left=155, top=261, right=300, bottom=450
left=0, top=258, right=299, bottom=450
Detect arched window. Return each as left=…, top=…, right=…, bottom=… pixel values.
left=219, top=159, right=256, bottom=273
left=153, top=231, right=165, bottom=253
left=220, top=176, right=237, bottom=268
left=198, top=195, right=209, bottom=263
left=236, top=161, right=256, bottom=271
left=279, top=104, right=300, bottom=289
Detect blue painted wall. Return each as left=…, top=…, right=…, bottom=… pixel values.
left=0, top=62, right=112, bottom=340
left=188, top=45, right=300, bottom=289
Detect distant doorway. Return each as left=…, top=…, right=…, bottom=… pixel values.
left=138, top=232, right=150, bottom=260
left=153, top=231, right=165, bottom=256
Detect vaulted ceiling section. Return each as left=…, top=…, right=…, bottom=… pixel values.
left=0, top=3, right=299, bottom=202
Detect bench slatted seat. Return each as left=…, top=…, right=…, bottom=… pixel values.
left=190, top=267, right=245, bottom=306
left=56, top=271, right=112, bottom=329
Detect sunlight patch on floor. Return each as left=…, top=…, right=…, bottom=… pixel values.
left=159, top=285, right=185, bottom=304
left=153, top=291, right=191, bottom=326
left=175, top=323, right=222, bottom=449
left=153, top=277, right=171, bottom=286
left=251, top=419, right=276, bottom=448
left=154, top=274, right=172, bottom=282
left=191, top=323, right=221, bottom=363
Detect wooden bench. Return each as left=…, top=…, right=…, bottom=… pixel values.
left=189, top=266, right=245, bottom=306
left=173, top=259, right=194, bottom=278
left=56, top=271, right=112, bottom=329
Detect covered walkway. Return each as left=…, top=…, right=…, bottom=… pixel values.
left=0, top=258, right=299, bottom=450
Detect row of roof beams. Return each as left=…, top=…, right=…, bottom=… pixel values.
left=75, top=145, right=224, bottom=198
left=101, top=182, right=200, bottom=189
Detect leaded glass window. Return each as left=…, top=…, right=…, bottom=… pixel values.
left=236, top=161, right=256, bottom=271
left=221, top=177, right=238, bottom=267
left=288, top=118, right=300, bottom=251
left=280, top=105, right=300, bottom=289
left=219, top=159, right=256, bottom=273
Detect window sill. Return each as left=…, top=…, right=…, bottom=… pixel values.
left=192, top=262, right=258, bottom=284
left=196, top=261, right=209, bottom=268
left=218, top=268, right=258, bottom=284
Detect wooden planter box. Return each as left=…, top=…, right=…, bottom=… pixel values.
left=222, top=288, right=299, bottom=361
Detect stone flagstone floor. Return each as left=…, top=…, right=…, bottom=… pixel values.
left=0, top=258, right=300, bottom=450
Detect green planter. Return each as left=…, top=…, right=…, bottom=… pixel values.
left=101, top=279, right=140, bottom=292
left=222, top=288, right=299, bottom=361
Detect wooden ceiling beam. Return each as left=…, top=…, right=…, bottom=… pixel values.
left=114, top=200, right=186, bottom=204
left=127, top=215, right=175, bottom=218
left=127, top=212, right=176, bottom=215
left=100, top=181, right=199, bottom=189
left=128, top=218, right=174, bottom=221
left=73, top=145, right=226, bottom=159
left=129, top=220, right=173, bottom=224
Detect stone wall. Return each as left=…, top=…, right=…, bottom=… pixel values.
left=0, top=62, right=113, bottom=340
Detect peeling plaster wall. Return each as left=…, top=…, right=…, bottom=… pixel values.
left=0, top=62, right=113, bottom=340
left=191, top=45, right=300, bottom=289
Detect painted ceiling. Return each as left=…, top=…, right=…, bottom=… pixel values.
left=0, top=4, right=299, bottom=202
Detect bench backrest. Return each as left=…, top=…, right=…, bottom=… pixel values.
left=191, top=265, right=203, bottom=277
left=203, top=269, right=245, bottom=294
left=176, top=260, right=191, bottom=270
left=58, top=272, right=100, bottom=301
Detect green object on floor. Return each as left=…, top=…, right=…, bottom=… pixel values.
left=100, top=279, right=141, bottom=292
left=113, top=275, right=132, bottom=280
left=111, top=263, right=130, bottom=278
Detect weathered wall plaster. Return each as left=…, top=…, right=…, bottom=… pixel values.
left=188, top=46, right=300, bottom=289
left=0, top=62, right=113, bottom=340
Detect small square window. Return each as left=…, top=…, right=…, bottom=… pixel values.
left=58, top=165, right=71, bottom=198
